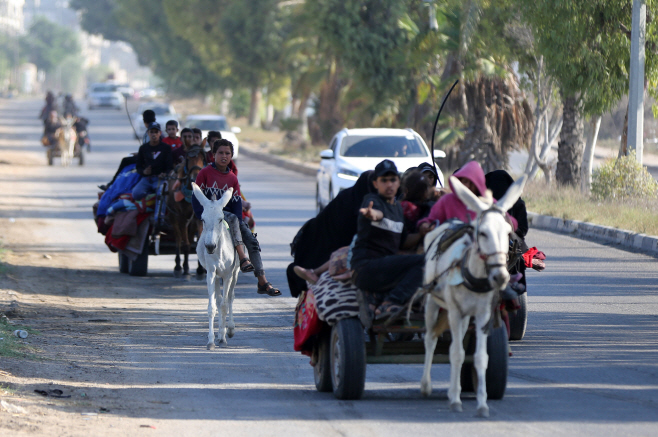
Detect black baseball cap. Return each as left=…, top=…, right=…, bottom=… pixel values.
left=374, top=159, right=398, bottom=178
left=147, top=122, right=161, bottom=132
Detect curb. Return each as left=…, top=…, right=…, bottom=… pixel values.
left=528, top=212, right=658, bottom=258
left=240, top=143, right=658, bottom=258
left=239, top=145, right=318, bottom=177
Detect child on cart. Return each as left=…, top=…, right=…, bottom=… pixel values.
left=192, top=139, right=281, bottom=296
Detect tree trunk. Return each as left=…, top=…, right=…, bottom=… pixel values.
left=457, top=75, right=533, bottom=173
left=556, top=94, right=584, bottom=186
left=580, top=115, right=602, bottom=194
left=248, top=86, right=261, bottom=128
left=618, top=102, right=629, bottom=158
left=296, top=89, right=310, bottom=139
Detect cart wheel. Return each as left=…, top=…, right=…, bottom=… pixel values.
left=460, top=362, right=475, bottom=393
left=462, top=324, right=508, bottom=399
left=47, top=149, right=53, bottom=166
left=330, top=318, right=366, bottom=400
left=508, top=293, right=527, bottom=341
left=119, top=253, right=130, bottom=274
left=314, top=331, right=333, bottom=392
left=129, top=240, right=149, bottom=276
left=484, top=325, right=508, bottom=400
left=78, top=150, right=85, bottom=166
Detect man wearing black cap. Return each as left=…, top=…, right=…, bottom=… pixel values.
left=350, top=160, right=434, bottom=319
left=132, top=122, right=173, bottom=200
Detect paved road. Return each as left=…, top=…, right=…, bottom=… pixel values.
left=1, top=98, right=658, bottom=436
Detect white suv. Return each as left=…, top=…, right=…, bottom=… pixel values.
left=316, top=128, right=445, bottom=212
left=87, top=83, right=125, bottom=110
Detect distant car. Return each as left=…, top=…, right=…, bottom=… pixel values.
left=316, top=128, right=446, bottom=212
left=132, top=102, right=179, bottom=140
left=136, top=88, right=158, bottom=100
left=87, top=83, right=124, bottom=110
left=116, top=84, right=134, bottom=100
left=184, top=115, right=242, bottom=158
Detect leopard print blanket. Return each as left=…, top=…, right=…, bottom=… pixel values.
left=312, top=272, right=360, bottom=325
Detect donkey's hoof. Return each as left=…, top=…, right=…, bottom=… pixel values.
left=182, top=274, right=191, bottom=282
left=206, top=342, right=215, bottom=350
left=420, top=380, right=432, bottom=397
left=196, top=273, right=205, bottom=281
left=449, top=402, right=463, bottom=413
left=173, top=269, right=182, bottom=278
left=227, top=327, right=235, bottom=338
left=476, top=406, right=490, bottom=418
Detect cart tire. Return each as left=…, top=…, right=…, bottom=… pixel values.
left=330, top=318, right=366, bottom=400
left=315, top=184, right=324, bottom=215
left=508, top=293, right=527, bottom=341
left=129, top=241, right=149, bottom=276
left=119, top=253, right=130, bottom=274
left=484, top=325, right=508, bottom=400
left=47, top=149, right=53, bottom=166
left=460, top=363, right=475, bottom=393
left=314, top=331, right=333, bottom=392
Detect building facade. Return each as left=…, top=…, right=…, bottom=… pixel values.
left=0, top=0, right=25, bottom=35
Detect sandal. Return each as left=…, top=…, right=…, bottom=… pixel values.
left=374, top=301, right=404, bottom=321
left=293, top=266, right=319, bottom=284
left=240, top=258, right=255, bottom=273
left=257, top=282, right=281, bottom=297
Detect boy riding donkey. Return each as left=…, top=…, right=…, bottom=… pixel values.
left=192, top=139, right=281, bottom=296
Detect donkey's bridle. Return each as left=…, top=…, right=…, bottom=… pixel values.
left=460, top=207, right=509, bottom=293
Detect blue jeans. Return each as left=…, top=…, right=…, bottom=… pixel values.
left=132, top=176, right=160, bottom=201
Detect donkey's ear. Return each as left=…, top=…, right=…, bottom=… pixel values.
left=219, top=187, right=234, bottom=209
left=497, top=174, right=527, bottom=213
left=450, top=176, right=490, bottom=215
left=191, top=182, right=210, bottom=208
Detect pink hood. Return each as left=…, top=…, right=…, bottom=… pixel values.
left=449, top=161, right=487, bottom=196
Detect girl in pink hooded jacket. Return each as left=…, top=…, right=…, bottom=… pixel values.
left=418, top=161, right=518, bottom=230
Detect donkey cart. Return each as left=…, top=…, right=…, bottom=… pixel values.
left=299, top=279, right=509, bottom=401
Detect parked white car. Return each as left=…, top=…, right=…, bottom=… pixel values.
left=132, top=102, right=179, bottom=141
left=184, top=115, right=242, bottom=158
left=87, top=83, right=125, bottom=110
left=316, top=128, right=445, bottom=212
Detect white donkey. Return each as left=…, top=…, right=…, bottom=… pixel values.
left=192, top=182, right=240, bottom=350
left=420, top=174, right=526, bottom=417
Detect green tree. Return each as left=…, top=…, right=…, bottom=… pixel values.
left=523, top=0, right=658, bottom=186
left=20, top=17, right=80, bottom=73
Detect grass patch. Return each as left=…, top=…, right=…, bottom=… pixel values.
left=0, top=317, right=38, bottom=359
left=524, top=181, right=658, bottom=235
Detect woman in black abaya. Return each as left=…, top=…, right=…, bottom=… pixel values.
left=287, top=171, right=375, bottom=297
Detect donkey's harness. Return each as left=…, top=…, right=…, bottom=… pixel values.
left=177, top=145, right=205, bottom=204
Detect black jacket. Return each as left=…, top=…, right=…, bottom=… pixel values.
left=136, top=141, right=173, bottom=176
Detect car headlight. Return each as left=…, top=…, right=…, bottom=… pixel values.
left=337, top=168, right=359, bottom=180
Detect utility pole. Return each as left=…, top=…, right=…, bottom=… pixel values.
left=627, top=0, right=646, bottom=165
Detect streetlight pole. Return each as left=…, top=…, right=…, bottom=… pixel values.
left=627, top=0, right=646, bottom=165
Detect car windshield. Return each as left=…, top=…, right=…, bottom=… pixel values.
left=92, top=84, right=117, bottom=93
left=340, top=135, right=428, bottom=158
left=186, top=119, right=228, bottom=131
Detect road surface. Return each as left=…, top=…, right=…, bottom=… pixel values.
left=0, top=98, right=657, bottom=436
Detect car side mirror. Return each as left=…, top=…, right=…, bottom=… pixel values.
left=433, top=150, right=446, bottom=159
left=231, top=126, right=241, bottom=134
left=320, top=149, right=334, bottom=159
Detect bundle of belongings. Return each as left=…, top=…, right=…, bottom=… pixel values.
left=92, top=163, right=156, bottom=261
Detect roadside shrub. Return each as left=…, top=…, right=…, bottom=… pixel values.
left=591, top=152, right=658, bottom=200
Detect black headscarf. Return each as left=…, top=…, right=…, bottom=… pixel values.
left=485, top=170, right=528, bottom=239
left=287, top=170, right=376, bottom=297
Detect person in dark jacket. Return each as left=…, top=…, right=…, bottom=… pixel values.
left=132, top=122, right=173, bottom=200
left=287, top=170, right=377, bottom=298
left=485, top=169, right=528, bottom=291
